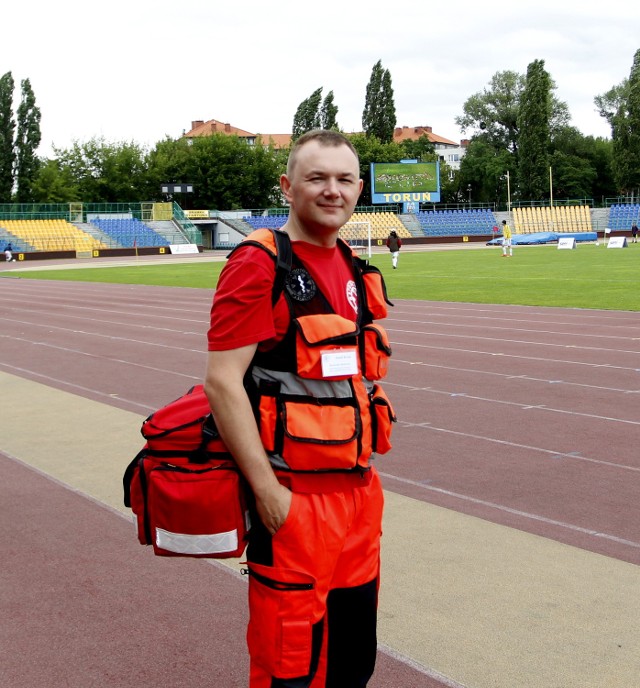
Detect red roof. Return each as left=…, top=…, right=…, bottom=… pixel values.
left=183, top=120, right=458, bottom=148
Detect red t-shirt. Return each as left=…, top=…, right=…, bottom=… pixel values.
left=207, top=239, right=359, bottom=351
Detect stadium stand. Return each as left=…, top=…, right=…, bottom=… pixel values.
left=607, top=203, right=640, bottom=230
left=415, top=208, right=498, bottom=237
left=242, top=211, right=411, bottom=241
left=89, top=218, right=170, bottom=248
left=242, top=215, right=288, bottom=231
left=513, top=206, right=592, bottom=234
left=343, top=212, right=411, bottom=240
left=0, top=219, right=106, bottom=252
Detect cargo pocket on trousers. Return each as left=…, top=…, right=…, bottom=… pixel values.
left=245, top=562, right=316, bottom=679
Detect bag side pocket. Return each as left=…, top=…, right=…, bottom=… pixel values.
left=370, top=384, right=397, bottom=454
left=361, top=323, right=392, bottom=381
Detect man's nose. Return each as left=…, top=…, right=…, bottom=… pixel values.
left=323, top=178, right=340, bottom=196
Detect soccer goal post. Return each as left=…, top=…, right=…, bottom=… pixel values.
left=339, top=221, right=372, bottom=258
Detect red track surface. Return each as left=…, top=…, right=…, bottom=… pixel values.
left=1, top=277, right=639, bottom=686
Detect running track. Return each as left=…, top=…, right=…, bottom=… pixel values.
left=1, top=260, right=639, bottom=688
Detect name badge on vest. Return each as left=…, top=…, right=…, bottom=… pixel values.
left=321, top=349, right=358, bottom=378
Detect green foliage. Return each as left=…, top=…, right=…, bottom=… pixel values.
left=347, top=133, right=406, bottom=204
left=459, top=140, right=513, bottom=205
left=623, top=48, right=640, bottom=193
left=596, top=49, right=640, bottom=196
left=0, top=72, right=16, bottom=202
left=292, top=88, right=323, bottom=140
left=457, top=65, right=596, bottom=206
left=456, top=71, right=524, bottom=155
left=399, top=135, right=436, bottom=162
left=49, top=137, right=150, bottom=203
left=549, top=127, right=615, bottom=200
left=11, top=244, right=640, bottom=312
left=292, top=88, right=340, bottom=140
left=31, top=159, right=80, bottom=203
left=320, top=91, right=338, bottom=131
left=517, top=59, right=552, bottom=200
left=594, top=80, right=629, bottom=127
left=362, top=60, right=397, bottom=143
left=147, top=133, right=285, bottom=209
left=14, top=79, right=42, bottom=203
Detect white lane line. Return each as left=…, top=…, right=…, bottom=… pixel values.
left=378, top=470, right=640, bottom=551
left=386, top=317, right=640, bottom=342
left=0, top=362, right=200, bottom=411
left=397, top=358, right=636, bottom=394
left=393, top=419, right=640, bottom=473
left=392, top=341, right=640, bottom=372
left=387, top=328, right=640, bottom=356
left=387, top=382, right=640, bottom=427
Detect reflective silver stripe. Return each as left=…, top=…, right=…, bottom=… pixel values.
left=252, top=366, right=354, bottom=398
left=155, top=527, right=239, bottom=555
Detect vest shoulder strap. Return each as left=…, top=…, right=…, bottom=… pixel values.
left=227, top=228, right=293, bottom=306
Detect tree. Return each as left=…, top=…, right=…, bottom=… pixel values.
left=52, top=137, right=150, bottom=203
left=457, top=68, right=569, bottom=173
left=14, top=79, right=42, bottom=203
left=594, top=80, right=629, bottom=128
left=619, top=49, right=640, bottom=195
left=456, top=71, right=524, bottom=155
left=0, top=72, right=16, bottom=202
left=146, top=133, right=284, bottom=209
left=31, top=159, right=80, bottom=203
left=320, top=91, right=338, bottom=130
left=292, top=88, right=339, bottom=139
left=517, top=59, right=552, bottom=200
left=550, top=127, right=615, bottom=201
left=595, top=53, right=640, bottom=196
left=362, top=60, right=396, bottom=143
left=292, top=88, right=323, bottom=140
left=347, top=133, right=405, bottom=204
left=398, top=135, right=435, bottom=162
left=459, top=139, right=513, bottom=206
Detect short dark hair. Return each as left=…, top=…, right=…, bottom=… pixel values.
left=502, top=220, right=507, bottom=224
left=287, top=129, right=359, bottom=176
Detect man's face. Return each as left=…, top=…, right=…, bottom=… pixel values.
left=281, top=141, right=363, bottom=239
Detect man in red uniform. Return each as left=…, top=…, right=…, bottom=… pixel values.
left=205, top=130, right=394, bottom=687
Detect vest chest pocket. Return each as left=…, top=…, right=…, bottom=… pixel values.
left=294, top=314, right=359, bottom=379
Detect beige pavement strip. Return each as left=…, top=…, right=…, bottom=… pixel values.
left=381, top=492, right=640, bottom=688
left=3, top=372, right=639, bottom=688
left=1, top=372, right=142, bottom=513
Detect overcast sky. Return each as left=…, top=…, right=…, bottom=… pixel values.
left=3, top=0, right=639, bottom=157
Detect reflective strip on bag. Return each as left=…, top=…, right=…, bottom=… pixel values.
left=155, top=526, right=240, bottom=556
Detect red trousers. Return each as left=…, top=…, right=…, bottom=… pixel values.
left=245, top=469, right=384, bottom=687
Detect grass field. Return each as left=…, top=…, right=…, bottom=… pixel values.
left=5, top=243, right=639, bottom=311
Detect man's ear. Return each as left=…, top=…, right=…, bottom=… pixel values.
left=281, top=174, right=292, bottom=203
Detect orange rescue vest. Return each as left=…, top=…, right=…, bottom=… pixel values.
left=230, top=228, right=397, bottom=473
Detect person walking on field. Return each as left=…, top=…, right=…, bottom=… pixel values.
left=632, top=221, right=638, bottom=243
left=205, top=129, right=396, bottom=687
left=501, top=219, right=513, bottom=257
left=386, top=229, right=402, bottom=268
